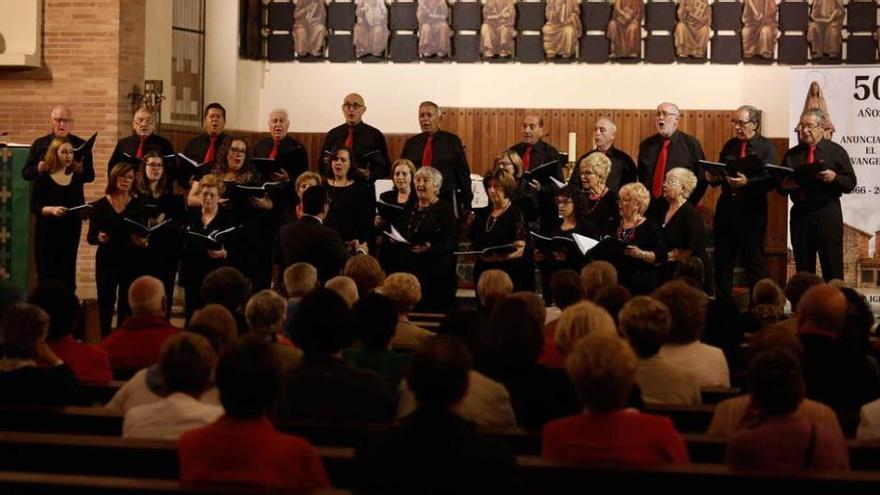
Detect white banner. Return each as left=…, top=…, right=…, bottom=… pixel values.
left=789, top=66, right=880, bottom=242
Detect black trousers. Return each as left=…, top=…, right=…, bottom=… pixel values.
left=713, top=196, right=768, bottom=296
left=790, top=201, right=844, bottom=281
left=95, top=247, right=133, bottom=335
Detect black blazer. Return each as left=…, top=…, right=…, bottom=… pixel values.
left=276, top=215, right=350, bottom=282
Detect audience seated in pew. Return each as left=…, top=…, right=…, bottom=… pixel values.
left=726, top=347, right=849, bottom=470
left=476, top=269, right=513, bottom=317
left=281, top=262, right=318, bottom=339
left=356, top=335, right=516, bottom=493
left=180, top=337, right=330, bottom=492
left=377, top=272, right=434, bottom=351
left=580, top=260, right=617, bottom=302
left=0, top=303, right=81, bottom=405
left=542, top=334, right=690, bottom=465
left=200, top=267, right=251, bottom=335
left=622, top=296, right=701, bottom=406
left=29, top=281, right=112, bottom=385
left=325, top=275, right=359, bottom=308
left=343, top=253, right=386, bottom=297
left=539, top=270, right=584, bottom=368
left=123, top=333, right=223, bottom=440
left=343, top=293, right=411, bottom=392
left=547, top=299, right=617, bottom=370
left=276, top=288, right=394, bottom=423
left=593, top=284, right=632, bottom=327
left=778, top=271, right=823, bottom=335
left=100, top=276, right=179, bottom=372
left=244, top=289, right=302, bottom=374
left=106, top=304, right=235, bottom=413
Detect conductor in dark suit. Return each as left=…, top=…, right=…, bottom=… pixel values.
left=638, top=102, right=707, bottom=222
left=779, top=108, right=856, bottom=281
left=509, top=114, right=561, bottom=231
left=401, top=101, right=472, bottom=217
left=711, top=105, right=778, bottom=297
left=320, top=93, right=391, bottom=182
left=107, top=107, right=175, bottom=179
left=181, top=102, right=231, bottom=185
left=276, top=186, right=350, bottom=283
left=23, top=105, right=94, bottom=181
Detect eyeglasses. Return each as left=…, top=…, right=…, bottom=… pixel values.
left=795, top=122, right=821, bottom=132
left=146, top=162, right=164, bottom=168
left=730, top=120, right=753, bottom=128
left=229, top=147, right=247, bottom=155
left=342, top=102, right=364, bottom=110
left=655, top=111, right=679, bottom=118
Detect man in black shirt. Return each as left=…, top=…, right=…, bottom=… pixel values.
left=181, top=102, right=231, bottom=185
left=638, top=102, right=707, bottom=221
left=711, top=105, right=778, bottom=297
left=581, top=117, right=637, bottom=193
left=780, top=108, right=856, bottom=280
left=107, top=107, right=175, bottom=177
left=23, top=106, right=93, bottom=181
left=253, top=108, right=309, bottom=182
left=320, top=93, right=390, bottom=182
left=401, top=101, right=472, bottom=217
left=509, top=114, right=561, bottom=230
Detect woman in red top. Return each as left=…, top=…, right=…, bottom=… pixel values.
left=542, top=334, right=689, bottom=464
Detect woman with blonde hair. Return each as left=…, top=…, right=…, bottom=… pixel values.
left=577, top=152, right=620, bottom=236
left=553, top=300, right=617, bottom=360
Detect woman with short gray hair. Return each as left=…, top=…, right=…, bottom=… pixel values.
left=660, top=167, right=708, bottom=286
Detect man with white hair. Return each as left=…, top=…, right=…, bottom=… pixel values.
left=325, top=275, right=359, bottom=308
left=576, top=117, right=637, bottom=193
left=253, top=108, right=309, bottom=183
left=100, top=275, right=179, bottom=370
left=320, top=93, right=391, bottom=182
left=637, top=102, right=707, bottom=221
left=107, top=107, right=176, bottom=177
left=23, top=105, right=95, bottom=181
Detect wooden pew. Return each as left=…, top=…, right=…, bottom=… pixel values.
left=699, top=387, right=742, bottom=405
left=81, top=381, right=124, bottom=405
left=0, top=405, right=123, bottom=435
left=0, top=471, right=257, bottom=494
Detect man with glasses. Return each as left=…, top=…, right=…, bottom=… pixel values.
left=780, top=108, right=855, bottom=280
left=107, top=107, right=175, bottom=178
left=637, top=102, right=707, bottom=222
left=23, top=106, right=94, bottom=181
left=710, top=105, right=777, bottom=297
left=320, top=93, right=390, bottom=182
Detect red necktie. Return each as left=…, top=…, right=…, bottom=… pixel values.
left=522, top=144, right=533, bottom=171
left=345, top=126, right=354, bottom=149
left=136, top=136, right=146, bottom=159
left=421, top=134, right=434, bottom=168
left=738, top=140, right=747, bottom=159
left=269, top=140, right=279, bottom=160
left=807, top=145, right=816, bottom=164
left=203, top=136, right=218, bottom=164
left=652, top=139, right=671, bottom=199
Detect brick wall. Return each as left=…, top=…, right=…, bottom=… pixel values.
left=0, top=0, right=145, bottom=298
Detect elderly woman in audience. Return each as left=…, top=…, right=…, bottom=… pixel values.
left=343, top=293, right=412, bottom=390
left=594, top=284, right=632, bottom=326
left=377, top=272, right=433, bottom=350
left=540, top=270, right=585, bottom=367
left=282, top=262, right=318, bottom=337
left=179, top=338, right=331, bottom=492
left=476, top=269, right=514, bottom=316
left=106, top=303, right=233, bottom=413
left=28, top=281, right=112, bottom=385
left=708, top=325, right=843, bottom=437
left=580, top=260, right=617, bottom=301
left=123, top=332, right=222, bottom=440
left=726, top=348, right=849, bottom=469
left=659, top=167, right=708, bottom=286
left=577, top=152, right=620, bottom=236
left=356, top=335, right=516, bottom=494
left=651, top=280, right=730, bottom=387
left=343, top=254, right=386, bottom=296
left=601, top=182, right=666, bottom=295
left=276, top=288, right=393, bottom=423
left=245, top=289, right=303, bottom=373
left=479, top=295, right=580, bottom=429
left=0, top=303, right=81, bottom=405
left=469, top=168, right=531, bottom=291
left=325, top=275, right=359, bottom=308
left=542, top=334, right=689, bottom=464
left=552, top=300, right=617, bottom=364
left=390, top=166, right=458, bottom=312
left=620, top=296, right=701, bottom=405
left=324, top=145, right=375, bottom=254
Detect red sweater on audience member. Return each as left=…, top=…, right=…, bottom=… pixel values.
left=46, top=335, right=112, bottom=384
left=179, top=415, right=330, bottom=492
left=100, top=315, right=178, bottom=370
left=542, top=409, right=689, bottom=464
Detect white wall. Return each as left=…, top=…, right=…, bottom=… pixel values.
left=144, top=0, right=173, bottom=124
left=203, top=4, right=792, bottom=137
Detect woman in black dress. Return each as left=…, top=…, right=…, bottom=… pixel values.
left=534, top=185, right=591, bottom=299
left=578, top=153, right=619, bottom=237
left=389, top=166, right=458, bottom=312
left=468, top=169, right=530, bottom=292
left=131, top=151, right=185, bottom=316
left=325, top=146, right=374, bottom=254
left=87, top=162, right=138, bottom=334
left=376, top=159, right=417, bottom=273
left=607, top=182, right=667, bottom=296
left=30, top=137, right=95, bottom=291
left=180, top=175, right=238, bottom=320
left=660, top=167, right=708, bottom=287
